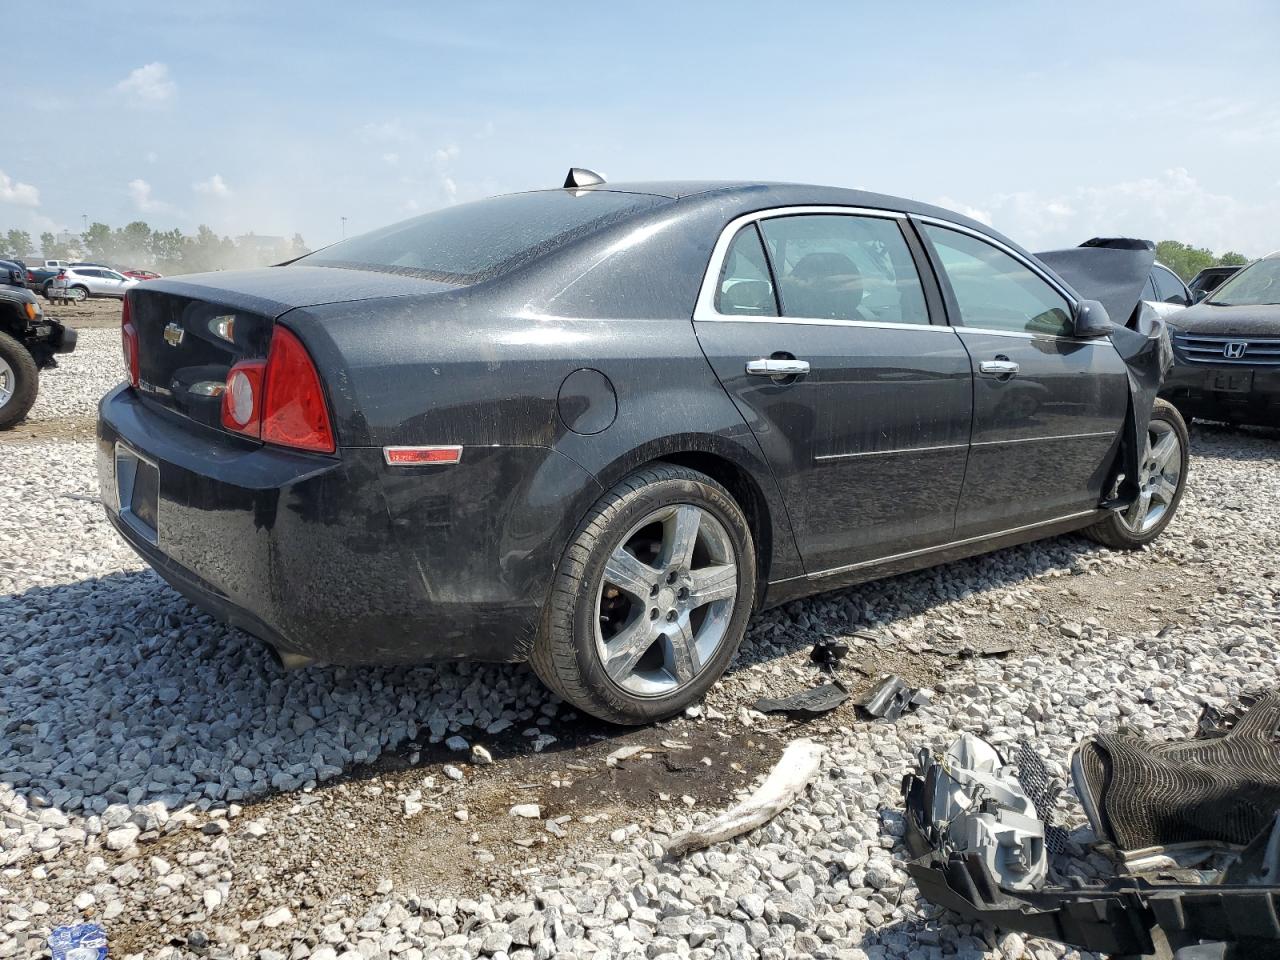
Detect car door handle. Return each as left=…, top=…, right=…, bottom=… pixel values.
left=746, top=358, right=810, bottom=377
left=979, top=359, right=1020, bottom=378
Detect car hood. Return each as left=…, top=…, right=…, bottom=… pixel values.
left=141, top=265, right=460, bottom=319
left=1166, top=300, right=1280, bottom=336
left=0, top=284, right=38, bottom=305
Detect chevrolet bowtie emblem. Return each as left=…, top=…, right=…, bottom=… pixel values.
left=163, top=322, right=184, bottom=347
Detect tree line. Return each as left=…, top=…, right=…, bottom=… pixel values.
left=1153, top=241, right=1248, bottom=282
left=2, top=222, right=310, bottom=276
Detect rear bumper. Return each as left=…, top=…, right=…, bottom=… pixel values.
left=97, top=384, right=601, bottom=664
left=1159, top=359, right=1280, bottom=424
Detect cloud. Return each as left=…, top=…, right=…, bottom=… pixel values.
left=441, top=176, right=458, bottom=202
left=0, top=170, right=40, bottom=206
left=434, top=144, right=461, bottom=165
left=942, top=169, right=1279, bottom=257
left=193, top=174, right=232, bottom=198
left=128, top=178, right=169, bottom=213
left=116, top=63, right=176, bottom=105
left=936, top=196, right=991, bottom=225
left=382, top=152, right=400, bottom=166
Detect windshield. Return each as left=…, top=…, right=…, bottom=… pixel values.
left=1209, top=258, right=1280, bottom=306
left=295, top=189, right=669, bottom=284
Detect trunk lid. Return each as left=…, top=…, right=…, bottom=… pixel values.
left=129, top=265, right=458, bottom=433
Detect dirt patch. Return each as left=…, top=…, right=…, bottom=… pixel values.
left=106, top=719, right=784, bottom=952
left=0, top=415, right=97, bottom=444
left=45, top=296, right=123, bottom=329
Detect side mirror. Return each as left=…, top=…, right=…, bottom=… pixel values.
left=1072, top=299, right=1112, bottom=338
left=1193, top=289, right=1210, bottom=303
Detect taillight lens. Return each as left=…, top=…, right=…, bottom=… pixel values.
left=221, top=360, right=266, bottom=438
left=121, top=297, right=139, bottom=388
left=220, top=326, right=334, bottom=453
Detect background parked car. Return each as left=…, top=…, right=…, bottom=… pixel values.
left=52, top=266, right=139, bottom=301
left=1188, top=265, right=1242, bottom=302
left=123, top=269, right=163, bottom=281
left=0, top=259, right=26, bottom=288
left=1142, top=262, right=1194, bottom=317
left=25, top=265, right=62, bottom=296
left=0, top=282, right=76, bottom=428
left=1161, top=251, right=1280, bottom=426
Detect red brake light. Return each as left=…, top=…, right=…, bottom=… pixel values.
left=121, top=297, right=139, bottom=388
left=261, top=327, right=335, bottom=453
left=221, top=360, right=266, bottom=437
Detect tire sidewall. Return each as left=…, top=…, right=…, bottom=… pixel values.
left=1115, top=400, right=1190, bottom=546
left=567, top=475, right=756, bottom=723
left=0, top=332, right=39, bottom=430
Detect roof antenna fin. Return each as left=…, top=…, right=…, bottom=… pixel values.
left=564, top=167, right=606, bottom=189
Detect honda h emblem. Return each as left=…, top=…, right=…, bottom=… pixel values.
left=163, top=323, right=184, bottom=347
left=1223, top=341, right=1247, bottom=359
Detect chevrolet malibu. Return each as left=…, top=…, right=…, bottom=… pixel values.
left=98, top=173, right=1188, bottom=723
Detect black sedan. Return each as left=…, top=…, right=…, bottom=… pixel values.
left=97, top=174, right=1188, bottom=723
left=1162, top=252, right=1280, bottom=426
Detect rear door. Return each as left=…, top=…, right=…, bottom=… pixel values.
left=693, top=208, right=973, bottom=575
left=916, top=220, right=1128, bottom=537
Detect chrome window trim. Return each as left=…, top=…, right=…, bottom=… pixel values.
left=693, top=205, right=946, bottom=331
left=798, top=508, right=1100, bottom=583
left=956, top=325, right=1108, bottom=344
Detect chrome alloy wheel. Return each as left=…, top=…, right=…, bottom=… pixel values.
left=1120, top=418, right=1182, bottom=535
left=0, top=355, right=13, bottom=408
left=594, top=504, right=738, bottom=697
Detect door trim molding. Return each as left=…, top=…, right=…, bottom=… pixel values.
left=814, top=442, right=968, bottom=462
left=799, top=508, right=1100, bottom=582
left=970, top=430, right=1118, bottom=448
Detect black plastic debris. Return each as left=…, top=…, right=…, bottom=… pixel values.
left=810, top=637, right=850, bottom=667
left=1013, top=741, right=1070, bottom=856
left=753, top=680, right=849, bottom=717
left=855, top=675, right=930, bottom=721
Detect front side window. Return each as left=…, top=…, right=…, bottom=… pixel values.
left=1208, top=258, right=1280, bottom=306
left=715, top=225, right=777, bottom=316
left=757, top=214, right=929, bottom=324
left=1151, top=266, right=1189, bottom=305
left=923, top=225, right=1072, bottom=336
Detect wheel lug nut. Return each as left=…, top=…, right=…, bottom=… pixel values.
left=666, top=571, right=678, bottom=585
left=666, top=610, right=677, bottom=622
left=649, top=609, right=658, bottom=620
left=649, top=584, right=659, bottom=598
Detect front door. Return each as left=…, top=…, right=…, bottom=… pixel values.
left=917, top=221, right=1129, bottom=537
left=693, top=211, right=974, bottom=574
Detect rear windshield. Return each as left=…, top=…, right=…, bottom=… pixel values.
left=1208, top=258, right=1280, bottom=306
left=295, top=189, right=668, bottom=284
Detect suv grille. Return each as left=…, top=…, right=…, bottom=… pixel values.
left=1174, top=332, right=1280, bottom=366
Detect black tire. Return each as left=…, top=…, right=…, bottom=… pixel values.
left=1085, top=399, right=1189, bottom=549
left=0, top=331, right=40, bottom=430
left=530, top=463, right=757, bottom=725
left=41, top=280, right=53, bottom=299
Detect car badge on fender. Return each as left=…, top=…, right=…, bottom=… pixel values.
left=163, top=322, right=185, bottom=347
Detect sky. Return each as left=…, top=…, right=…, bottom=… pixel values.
left=4, top=0, right=1279, bottom=256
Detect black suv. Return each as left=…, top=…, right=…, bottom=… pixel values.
left=0, top=260, right=77, bottom=428
left=1161, top=252, right=1280, bottom=426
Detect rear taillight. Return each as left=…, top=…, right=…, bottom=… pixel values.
left=121, top=297, right=139, bottom=388
left=219, top=326, right=335, bottom=453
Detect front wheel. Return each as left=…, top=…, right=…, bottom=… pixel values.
left=0, top=331, right=40, bottom=430
left=69, top=285, right=88, bottom=302
left=1085, top=399, right=1189, bottom=549
left=530, top=464, right=756, bottom=724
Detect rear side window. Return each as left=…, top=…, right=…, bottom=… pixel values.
left=758, top=215, right=929, bottom=324
left=923, top=225, right=1072, bottom=337
left=1151, top=266, right=1189, bottom=304
left=297, top=190, right=669, bottom=284
left=715, top=225, right=777, bottom=316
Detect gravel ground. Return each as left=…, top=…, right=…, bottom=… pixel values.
left=2, top=326, right=1279, bottom=960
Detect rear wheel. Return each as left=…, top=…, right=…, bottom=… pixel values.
left=530, top=464, right=756, bottom=724
left=1085, top=399, right=1189, bottom=549
left=0, top=332, right=39, bottom=430
left=69, top=285, right=88, bottom=303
